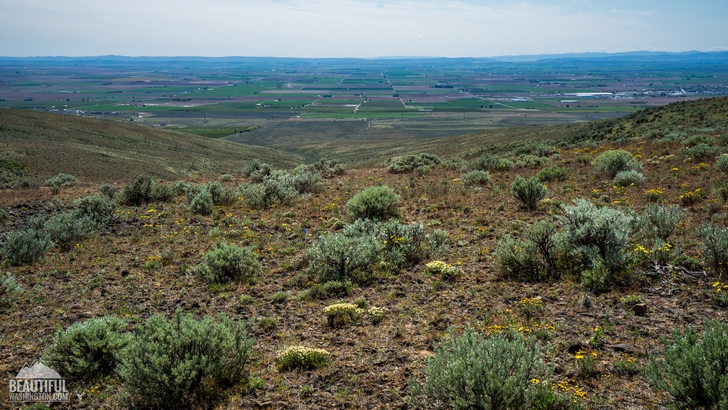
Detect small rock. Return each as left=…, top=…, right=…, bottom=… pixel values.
left=633, top=303, right=647, bottom=316
left=121, top=269, right=130, bottom=277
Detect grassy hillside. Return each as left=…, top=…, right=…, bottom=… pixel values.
left=0, top=108, right=301, bottom=186
left=0, top=97, right=727, bottom=409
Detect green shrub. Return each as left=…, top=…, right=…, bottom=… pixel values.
left=270, top=291, right=288, bottom=304
left=461, top=170, right=490, bottom=186
left=207, top=181, right=236, bottom=206
left=494, top=220, right=562, bottom=282
left=1, top=229, right=53, bottom=266
left=308, top=232, right=382, bottom=283
left=714, top=155, right=728, bottom=174
left=199, top=242, right=260, bottom=283
left=44, top=212, right=97, bottom=251
left=151, top=184, right=175, bottom=202
left=515, top=154, right=549, bottom=168
left=645, top=321, right=728, bottom=409
left=512, top=175, right=547, bottom=211
left=515, top=142, right=555, bottom=157
left=238, top=173, right=298, bottom=210
left=0, top=272, right=22, bottom=308
left=612, top=170, right=644, bottom=187
left=378, top=220, right=433, bottom=268
left=304, top=159, right=346, bottom=178
left=409, top=328, right=574, bottom=410
left=560, top=199, right=634, bottom=273
left=188, top=189, right=213, bottom=215
left=45, top=173, right=78, bottom=194
left=591, top=150, right=642, bottom=178
left=639, top=204, right=686, bottom=243
left=346, top=185, right=400, bottom=220
left=219, top=173, right=234, bottom=182
left=470, top=154, right=513, bottom=172
left=536, top=166, right=570, bottom=182
left=276, top=346, right=330, bottom=371
left=388, top=153, right=441, bottom=174
left=697, top=223, right=728, bottom=273
left=323, top=303, right=362, bottom=327
left=120, top=175, right=154, bottom=206
left=242, top=159, right=273, bottom=182
left=98, top=183, right=118, bottom=199
left=43, top=316, right=130, bottom=381
left=684, top=143, right=719, bottom=162
left=116, top=311, right=254, bottom=408
left=73, top=195, right=117, bottom=226
left=581, top=256, right=611, bottom=294
left=291, top=166, right=323, bottom=193
left=294, top=280, right=353, bottom=301
left=684, top=133, right=714, bottom=147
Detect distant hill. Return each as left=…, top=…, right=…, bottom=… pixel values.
left=0, top=109, right=301, bottom=186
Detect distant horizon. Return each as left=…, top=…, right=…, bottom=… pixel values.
left=0, top=49, right=725, bottom=60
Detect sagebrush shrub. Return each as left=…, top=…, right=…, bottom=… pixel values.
left=45, top=173, right=78, bottom=194
left=515, top=154, right=549, bottom=168
left=44, top=315, right=130, bottom=381
left=461, top=170, right=490, bottom=186
left=683, top=133, right=714, bottom=147
left=73, top=195, right=117, bottom=225
left=684, top=143, right=719, bottom=162
left=639, top=203, right=686, bottom=243
left=388, top=153, right=441, bottom=174
left=714, top=155, right=728, bottom=174
left=238, top=172, right=299, bottom=210
left=511, top=175, right=547, bottom=211
left=242, top=159, right=273, bottom=182
left=536, top=166, right=570, bottom=182
left=1, top=229, right=53, bottom=266
left=291, top=166, right=323, bottom=193
left=409, top=328, right=574, bottom=410
left=346, top=185, right=400, bottom=220
left=120, top=175, right=153, bottom=206
left=308, top=231, right=382, bottom=283
left=0, top=272, right=22, bottom=308
left=98, top=183, right=118, bottom=199
left=645, top=321, right=728, bottom=409
left=592, top=150, right=642, bottom=178
left=200, top=242, right=260, bottom=283
left=207, top=181, right=236, bottom=206
left=116, top=311, right=254, bottom=408
left=151, top=184, right=175, bottom=202
left=560, top=199, right=634, bottom=273
left=470, top=154, right=514, bottom=172
left=44, top=212, right=97, bottom=251
left=612, top=170, right=644, bottom=187
left=697, top=223, right=728, bottom=273
left=294, top=280, right=353, bottom=301
left=515, top=142, right=555, bottom=157
left=188, top=188, right=213, bottom=215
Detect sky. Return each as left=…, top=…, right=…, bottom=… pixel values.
left=1, top=0, right=726, bottom=58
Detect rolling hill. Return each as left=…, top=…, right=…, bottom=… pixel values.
left=0, top=108, right=302, bottom=186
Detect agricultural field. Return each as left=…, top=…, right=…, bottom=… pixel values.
left=0, top=96, right=728, bottom=409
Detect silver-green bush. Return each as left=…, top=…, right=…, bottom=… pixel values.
left=73, top=195, right=117, bottom=226
left=461, top=170, right=491, bottom=186
left=715, top=155, right=728, bottom=174
left=44, top=212, right=97, bottom=251
left=1, top=229, right=53, bottom=266
left=612, top=170, right=644, bottom=187
left=200, top=242, right=260, bottom=283
left=120, top=175, right=154, bottom=206
left=116, top=311, right=254, bottom=408
left=44, top=315, right=130, bottom=381
left=346, top=185, right=400, bottom=220
left=188, top=188, right=213, bottom=215
left=512, top=175, right=547, bottom=211
left=645, top=321, right=728, bottom=409
left=639, top=204, right=686, bottom=243
left=591, top=150, right=642, bottom=178
left=0, top=272, right=22, bottom=308
left=308, top=231, right=382, bottom=283
left=697, top=223, right=728, bottom=273
left=409, top=328, right=576, bottom=410
left=45, top=173, right=78, bottom=194
left=560, top=199, right=635, bottom=273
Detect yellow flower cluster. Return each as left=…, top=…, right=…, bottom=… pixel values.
left=643, top=187, right=664, bottom=201
left=553, top=380, right=586, bottom=401
left=276, top=346, right=331, bottom=368
left=518, top=297, right=543, bottom=306
left=323, top=303, right=363, bottom=318
left=713, top=282, right=728, bottom=293
left=680, top=188, right=704, bottom=205
left=425, top=260, right=451, bottom=273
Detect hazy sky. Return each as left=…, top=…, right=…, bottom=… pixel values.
left=1, top=0, right=726, bottom=57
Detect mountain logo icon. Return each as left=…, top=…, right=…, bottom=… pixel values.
left=15, top=360, right=62, bottom=379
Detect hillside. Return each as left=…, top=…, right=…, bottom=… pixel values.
left=0, top=108, right=301, bottom=186
left=0, top=97, right=727, bottom=409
